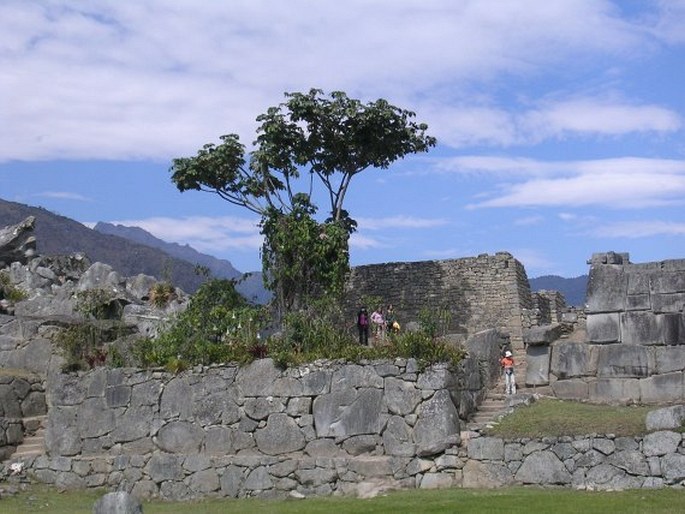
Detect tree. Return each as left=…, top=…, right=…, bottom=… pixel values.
left=170, top=89, right=436, bottom=313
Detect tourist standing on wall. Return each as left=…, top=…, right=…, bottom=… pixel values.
left=357, top=307, right=369, bottom=346
left=370, top=306, right=385, bottom=342
left=500, top=350, right=516, bottom=395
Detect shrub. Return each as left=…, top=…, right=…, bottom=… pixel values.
left=149, top=282, right=176, bottom=308
left=0, top=270, right=27, bottom=303
left=132, top=279, right=267, bottom=369
left=74, top=288, right=122, bottom=320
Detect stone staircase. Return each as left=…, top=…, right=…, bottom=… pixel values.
left=465, top=347, right=533, bottom=431
left=11, top=415, right=47, bottom=459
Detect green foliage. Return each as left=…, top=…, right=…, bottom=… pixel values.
left=383, top=330, right=464, bottom=368
left=486, top=398, right=654, bottom=438
left=149, top=282, right=176, bottom=308
left=260, top=196, right=350, bottom=313
left=418, top=305, right=453, bottom=339
left=54, top=322, right=128, bottom=372
left=75, top=288, right=121, bottom=320
left=3, top=484, right=683, bottom=514
left=170, top=89, right=436, bottom=316
left=132, top=279, right=269, bottom=369
left=0, top=270, right=27, bottom=303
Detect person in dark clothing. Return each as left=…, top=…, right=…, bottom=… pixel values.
left=357, top=307, right=369, bottom=346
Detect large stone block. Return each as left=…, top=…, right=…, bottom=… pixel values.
left=645, top=405, right=685, bottom=431
left=526, top=344, right=550, bottom=386
left=586, top=265, right=626, bottom=313
left=414, top=389, right=460, bottom=456
left=627, top=271, right=651, bottom=295
left=621, top=311, right=658, bottom=345
left=587, top=313, right=621, bottom=344
left=652, top=272, right=685, bottom=294
left=254, top=413, right=305, bottom=455
left=640, top=373, right=685, bottom=404
left=515, top=451, right=571, bottom=485
left=655, top=346, right=685, bottom=374
left=652, top=293, right=685, bottom=313
left=550, top=342, right=596, bottom=378
left=384, top=377, right=422, bottom=416
left=597, top=344, right=653, bottom=378
left=550, top=379, right=589, bottom=400
left=588, top=378, right=640, bottom=403
left=462, top=460, right=513, bottom=488
left=155, top=421, right=204, bottom=453
left=312, top=388, right=383, bottom=438
left=660, top=313, right=685, bottom=345
left=523, top=324, right=563, bottom=346
left=236, top=358, right=282, bottom=396
left=467, top=437, right=504, bottom=460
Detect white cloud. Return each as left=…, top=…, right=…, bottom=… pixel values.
left=349, top=233, right=386, bottom=250
left=35, top=191, right=92, bottom=201
left=0, top=0, right=665, bottom=161
left=428, top=97, right=681, bottom=150
left=437, top=157, right=685, bottom=209
left=514, top=216, right=544, bottom=226
left=357, top=215, right=449, bottom=231
left=521, top=99, right=681, bottom=141
left=590, top=220, right=685, bottom=238
left=108, top=215, right=262, bottom=254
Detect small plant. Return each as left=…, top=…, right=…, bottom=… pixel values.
left=418, top=305, right=453, bottom=339
left=55, top=323, right=108, bottom=372
left=0, top=270, right=28, bottom=303
left=149, top=282, right=176, bottom=308
left=75, top=288, right=121, bottom=320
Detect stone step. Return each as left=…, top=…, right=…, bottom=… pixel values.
left=10, top=416, right=47, bottom=458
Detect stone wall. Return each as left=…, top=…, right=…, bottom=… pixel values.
left=345, top=252, right=532, bottom=349
left=0, top=373, right=46, bottom=460
left=463, top=430, right=685, bottom=489
left=9, top=331, right=503, bottom=500
left=524, top=253, right=685, bottom=403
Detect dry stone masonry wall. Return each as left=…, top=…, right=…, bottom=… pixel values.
left=17, top=333, right=502, bottom=500
left=463, top=430, right=685, bottom=489
left=525, top=252, right=685, bottom=404
left=345, top=252, right=532, bottom=349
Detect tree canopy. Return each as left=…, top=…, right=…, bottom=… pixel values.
left=170, top=89, right=436, bottom=313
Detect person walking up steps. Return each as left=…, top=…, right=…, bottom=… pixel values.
left=500, top=350, right=516, bottom=395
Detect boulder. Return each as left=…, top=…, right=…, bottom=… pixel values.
left=0, top=216, right=36, bottom=267
left=515, top=450, right=571, bottom=485
left=93, top=491, right=143, bottom=514
left=645, top=405, right=685, bottom=431
left=523, top=324, right=563, bottom=346
left=313, top=388, right=383, bottom=438
left=414, top=389, right=460, bottom=456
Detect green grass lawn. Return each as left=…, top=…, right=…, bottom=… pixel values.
left=485, top=398, right=656, bottom=438
left=1, top=485, right=683, bottom=514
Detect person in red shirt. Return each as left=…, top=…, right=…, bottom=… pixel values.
left=500, top=350, right=516, bottom=395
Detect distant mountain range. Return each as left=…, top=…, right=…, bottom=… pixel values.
left=0, top=198, right=269, bottom=303
left=1, top=197, right=585, bottom=307
left=529, top=274, right=588, bottom=307
left=93, top=222, right=269, bottom=304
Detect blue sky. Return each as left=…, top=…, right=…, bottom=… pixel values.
left=2, top=1, right=685, bottom=278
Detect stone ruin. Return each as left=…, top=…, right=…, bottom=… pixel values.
left=525, top=251, right=685, bottom=405
left=0, top=217, right=683, bottom=497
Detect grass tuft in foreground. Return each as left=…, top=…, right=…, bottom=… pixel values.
left=1, top=485, right=684, bottom=514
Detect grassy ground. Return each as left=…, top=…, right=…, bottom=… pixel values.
left=1, top=485, right=684, bottom=514
left=485, top=398, right=655, bottom=438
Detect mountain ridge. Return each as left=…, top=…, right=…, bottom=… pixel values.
left=0, top=198, right=270, bottom=301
